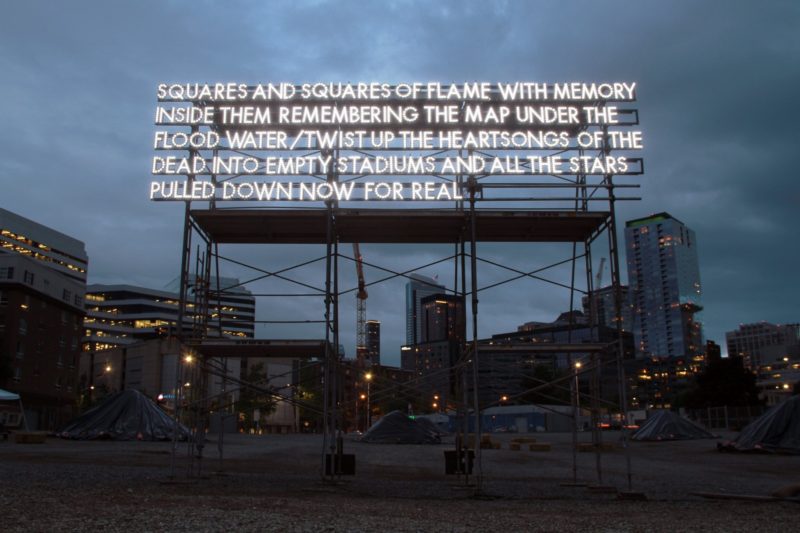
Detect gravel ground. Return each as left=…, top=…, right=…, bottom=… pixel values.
left=1, top=432, right=798, bottom=531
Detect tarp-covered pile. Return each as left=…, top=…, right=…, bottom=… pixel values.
left=58, top=389, right=189, bottom=441
left=632, top=410, right=715, bottom=441
left=360, top=410, right=442, bottom=444
left=725, top=395, right=800, bottom=454
left=0, top=388, right=21, bottom=401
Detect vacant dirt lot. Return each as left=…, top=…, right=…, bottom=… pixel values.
left=1, top=431, right=797, bottom=531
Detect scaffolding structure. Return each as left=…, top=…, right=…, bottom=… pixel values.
left=157, top=83, right=643, bottom=492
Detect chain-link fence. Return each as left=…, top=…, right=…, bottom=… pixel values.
left=685, top=405, right=767, bottom=431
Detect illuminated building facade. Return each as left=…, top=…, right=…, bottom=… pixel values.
left=628, top=355, right=699, bottom=410
left=582, top=285, right=632, bottom=332
left=405, top=274, right=445, bottom=345
left=420, top=294, right=465, bottom=344
left=400, top=341, right=458, bottom=411
left=0, top=208, right=88, bottom=283
left=0, top=208, right=87, bottom=430
left=754, top=355, right=800, bottom=406
left=400, top=294, right=465, bottom=408
left=725, top=322, right=800, bottom=370
left=365, top=319, right=380, bottom=366
left=625, top=213, right=703, bottom=360
left=84, top=285, right=186, bottom=352
left=82, top=281, right=255, bottom=431
left=83, top=279, right=255, bottom=352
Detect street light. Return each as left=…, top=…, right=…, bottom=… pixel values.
left=574, top=361, right=582, bottom=428
left=357, top=392, right=367, bottom=432
left=364, top=371, right=373, bottom=429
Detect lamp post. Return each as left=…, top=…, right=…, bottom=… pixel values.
left=103, top=363, right=114, bottom=393
left=574, top=361, right=582, bottom=429
left=359, top=393, right=366, bottom=431
left=364, top=371, right=373, bottom=429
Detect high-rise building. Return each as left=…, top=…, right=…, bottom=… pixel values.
left=365, top=319, right=380, bottom=366
left=405, top=274, right=445, bottom=346
left=625, top=213, right=703, bottom=359
left=726, top=322, right=800, bottom=370
left=420, top=294, right=465, bottom=343
left=582, top=285, right=632, bottom=332
left=0, top=208, right=88, bottom=283
left=401, top=295, right=465, bottom=409
left=0, top=208, right=87, bottom=430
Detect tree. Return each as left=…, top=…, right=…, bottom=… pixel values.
left=295, top=361, right=324, bottom=432
left=683, top=356, right=762, bottom=408
left=237, top=362, right=278, bottom=432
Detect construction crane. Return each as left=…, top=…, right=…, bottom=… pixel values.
left=353, top=243, right=369, bottom=365
left=596, top=257, right=607, bottom=289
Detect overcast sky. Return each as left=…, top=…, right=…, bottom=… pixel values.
left=2, top=1, right=798, bottom=364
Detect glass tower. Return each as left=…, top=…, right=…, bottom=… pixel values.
left=365, top=319, right=380, bottom=366
left=405, top=274, right=445, bottom=346
left=625, top=213, right=703, bottom=359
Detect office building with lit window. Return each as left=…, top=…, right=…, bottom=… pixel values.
left=83, top=279, right=255, bottom=352
left=0, top=208, right=87, bottom=430
left=0, top=208, right=88, bottom=283
left=420, top=294, right=465, bottom=344
left=81, top=280, right=255, bottom=428
left=625, top=213, right=703, bottom=360
left=726, top=321, right=800, bottom=370
left=582, top=284, right=632, bottom=332
left=401, top=294, right=465, bottom=408
left=405, top=274, right=446, bottom=346
left=365, top=319, right=381, bottom=366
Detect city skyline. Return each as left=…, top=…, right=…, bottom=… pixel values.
left=1, top=1, right=798, bottom=364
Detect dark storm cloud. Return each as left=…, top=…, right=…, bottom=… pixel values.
left=1, top=0, right=797, bottom=362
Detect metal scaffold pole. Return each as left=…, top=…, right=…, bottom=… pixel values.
left=459, top=238, right=470, bottom=484
left=605, top=177, right=634, bottom=492
left=170, top=125, right=197, bottom=480
left=567, top=240, right=579, bottom=484
left=332, top=238, right=341, bottom=476
left=584, top=236, right=604, bottom=486
left=468, top=178, right=482, bottom=492
left=321, top=199, right=334, bottom=481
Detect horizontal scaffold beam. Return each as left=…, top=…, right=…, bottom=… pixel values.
left=187, top=338, right=329, bottom=358
left=191, top=208, right=608, bottom=244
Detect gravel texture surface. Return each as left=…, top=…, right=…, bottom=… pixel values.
left=1, top=431, right=798, bottom=531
